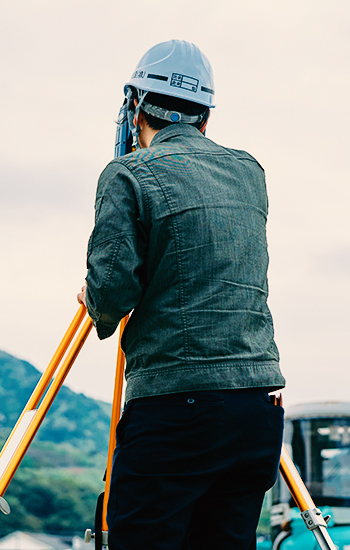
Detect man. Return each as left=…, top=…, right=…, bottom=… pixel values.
left=78, top=40, right=285, bottom=550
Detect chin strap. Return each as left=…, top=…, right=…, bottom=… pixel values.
left=126, top=88, right=148, bottom=149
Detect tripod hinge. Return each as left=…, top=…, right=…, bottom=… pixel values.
left=301, top=508, right=328, bottom=530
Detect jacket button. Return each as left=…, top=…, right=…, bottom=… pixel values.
left=187, top=398, right=195, bottom=404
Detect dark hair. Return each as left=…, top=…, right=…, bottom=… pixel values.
left=140, top=91, right=209, bottom=131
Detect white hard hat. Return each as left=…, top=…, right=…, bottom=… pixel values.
left=124, top=40, right=215, bottom=108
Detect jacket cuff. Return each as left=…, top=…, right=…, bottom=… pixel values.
left=94, top=320, right=119, bottom=340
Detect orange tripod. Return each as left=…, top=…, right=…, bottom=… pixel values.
left=0, top=305, right=127, bottom=545
left=271, top=396, right=336, bottom=550
left=0, top=308, right=336, bottom=550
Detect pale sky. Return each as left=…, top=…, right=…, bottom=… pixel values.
left=1, top=0, right=349, bottom=409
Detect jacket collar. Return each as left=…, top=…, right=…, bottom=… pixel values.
left=150, top=124, right=203, bottom=146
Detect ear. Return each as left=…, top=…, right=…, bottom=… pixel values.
left=138, top=110, right=146, bottom=129
left=134, top=109, right=146, bottom=130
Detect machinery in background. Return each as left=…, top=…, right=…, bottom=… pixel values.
left=270, top=402, right=350, bottom=549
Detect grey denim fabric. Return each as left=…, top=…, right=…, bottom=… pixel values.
left=86, top=124, right=285, bottom=401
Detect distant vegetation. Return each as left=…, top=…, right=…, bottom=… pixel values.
left=0, top=466, right=104, bottom=535
left=0, top=351, right=111, bottom=536
left=0, top=351, right=111, bottom=454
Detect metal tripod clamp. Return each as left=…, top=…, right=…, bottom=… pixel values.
left=0, top=496, right=10, bottom=515
left=301, top=508, right=328, bottom=530
left=84, top=530, right=108, bottom=547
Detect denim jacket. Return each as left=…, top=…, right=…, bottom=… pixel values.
left=86, top=124, right=285, bottom=401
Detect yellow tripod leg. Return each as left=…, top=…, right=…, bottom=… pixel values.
left=279, top=444, right=314, bottom=512
left=0, top=306, right=91, bottom=504
left=272, top=393, right=337, bottom=550
left=279, top=444, right=336, bottom=550
left=102, top=315, right=129, bottom=534
left=0, top=305, right=86, bottom=461
left=84, top=316, right=128, bottom=548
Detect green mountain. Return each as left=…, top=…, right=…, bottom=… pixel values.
left=0, top=350, right=112, bottom=457
left=0, top=350, right=113, bottom=535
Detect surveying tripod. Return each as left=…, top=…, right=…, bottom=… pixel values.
left=0, top=307, right=337, bottom=550
left=0, top=97, right=337, bottom=550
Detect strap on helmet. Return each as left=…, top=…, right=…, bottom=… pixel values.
left=141, top=101, right=204, bottom=125
left=125, top=86, right=209, bottom=146
left=125, top=87, right=149, bottom=149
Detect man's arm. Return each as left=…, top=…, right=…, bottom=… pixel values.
left=83, top=161, right=147, bottom=340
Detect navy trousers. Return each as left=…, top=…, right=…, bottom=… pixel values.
left=107, top=389, right=284, bottom=550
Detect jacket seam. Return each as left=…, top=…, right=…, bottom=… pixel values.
left=127, top=361, right=280, bottom=379
left=110, top=160, right=152, bottom=228
left=139, top=160, right=190, bottom=358
left=93, top=238, right=122, bottom=317
left=120, top=149, right=262, bottom=167
left=89, top=232, right=138, bottom=252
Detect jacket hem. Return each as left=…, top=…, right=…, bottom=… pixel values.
left=125, top=362, right=285, bottom=402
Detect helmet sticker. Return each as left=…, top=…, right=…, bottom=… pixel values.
left=201, top=86, right=214, bottom=95
left=147, top=74, right=168, bottom=82
left=170, top=73, right=198, bottom=93
left=132, top=70, right=146, bottom=79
